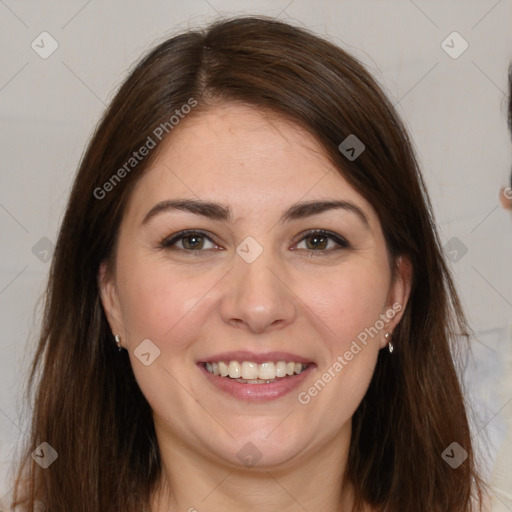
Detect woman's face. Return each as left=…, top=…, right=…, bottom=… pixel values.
left=99, top=103, right=411, bottom=470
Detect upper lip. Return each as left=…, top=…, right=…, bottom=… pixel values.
left=198, top=351, right=314, bottom=365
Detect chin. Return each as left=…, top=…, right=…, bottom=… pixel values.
left=205, top=426, right=310, bottom=471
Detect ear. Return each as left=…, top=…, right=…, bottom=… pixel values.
left=98, top=261, right=125, bottom=339
left=499, top=186, right=512, bottom=210
left=379, top=255, right=413, bottom=348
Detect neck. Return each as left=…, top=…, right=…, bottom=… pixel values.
left=150, top=420, right=359, bottom=512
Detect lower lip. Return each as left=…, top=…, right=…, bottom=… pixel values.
left=198, top=363, right=315, bottom=402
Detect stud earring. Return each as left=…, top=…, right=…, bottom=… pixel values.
left=385, top=332, right=394, bottom=353
left=114, top=334, right=122, bottom=351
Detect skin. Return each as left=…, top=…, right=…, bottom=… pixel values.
left=499, top=185, right=512, bottom=210
left=99, top=103, right=412, bottom=512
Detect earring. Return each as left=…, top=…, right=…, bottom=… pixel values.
left=385, top=332, right=394, bottom=353
left=114, top=334, right=122, bottom=351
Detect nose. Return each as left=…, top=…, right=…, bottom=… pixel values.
left=220, top=247, right=297, bottom=334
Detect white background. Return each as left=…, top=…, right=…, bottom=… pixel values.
left=1, top=0, right=511, bottom=509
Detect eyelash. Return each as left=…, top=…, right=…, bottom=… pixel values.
left=158, top=229, right=351, bottom=257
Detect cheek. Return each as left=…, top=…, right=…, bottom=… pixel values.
left=115, top=256, right=214, bottom=418
left=294, top=267, right=387, bottom=423
left=300, top=262, right=390, bottom=350
left=116, top=252, right=214, bottom=346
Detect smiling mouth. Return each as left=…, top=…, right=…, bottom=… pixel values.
left=200, top=360, right=310, bottom=384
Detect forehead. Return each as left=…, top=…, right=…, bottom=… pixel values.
left=124, top=103, right=378, bottom=226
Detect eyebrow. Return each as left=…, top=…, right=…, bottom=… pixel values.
left=141, top=198, right=370, bottom=228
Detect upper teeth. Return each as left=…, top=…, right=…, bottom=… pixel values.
left=205, top=361, right=307, bottom=380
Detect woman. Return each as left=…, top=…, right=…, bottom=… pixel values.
left=490, top=65, right=512, bottom=511
left=8, top=16, right=487, bottom=512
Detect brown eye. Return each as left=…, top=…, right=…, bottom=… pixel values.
left=304, top=233, right=329, bottom=250
left=295, top=229, right=350, bottom=255
left=160, top=230, right=218, bottom=252
left=180, top=234, right=206, bottom=250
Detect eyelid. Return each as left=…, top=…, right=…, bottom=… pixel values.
left=292, top=229, right=351, bottom=252
left=159, top=228, right=350, bottom=253
left=159, top=229, right=220, bottom=251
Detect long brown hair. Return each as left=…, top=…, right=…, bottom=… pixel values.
left=10, top=15, right=487, bottom=511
